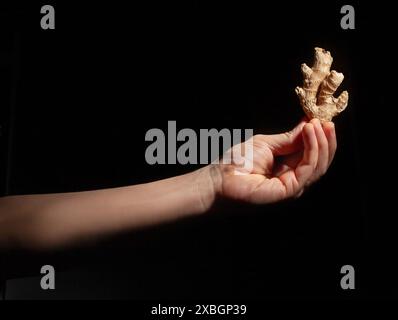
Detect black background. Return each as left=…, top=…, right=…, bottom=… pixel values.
left=1, top=1, right=397, bottom=300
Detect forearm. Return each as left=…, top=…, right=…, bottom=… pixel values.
left=0, top=166, right=219, bottom=250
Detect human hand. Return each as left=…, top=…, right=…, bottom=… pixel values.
left=208, top=118, right=336, bottom=204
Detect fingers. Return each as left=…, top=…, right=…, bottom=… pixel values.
left=295, top=123, right=318, bottom=188
left=271, top=118, right=338, bottom=201
left=311, top=118, right=329, bottom=179
left=266, top=119, right=307, bottom=156
left=322, top=121, right=337, bottom=167
left=299, top=119, right=337, bottom=189
left=277, top=123, right=318, bottom=198
left=298, top=118, right=338, bottom=190
left=273, top=151, right=302, bottom=177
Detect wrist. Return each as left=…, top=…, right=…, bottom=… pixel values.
left=194, top=164, right=223, bottom=213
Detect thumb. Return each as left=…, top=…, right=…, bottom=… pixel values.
left=265, top=119, right=307, bottom=156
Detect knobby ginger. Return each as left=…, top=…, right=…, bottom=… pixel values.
left=295, top=47, right=349, bottom=122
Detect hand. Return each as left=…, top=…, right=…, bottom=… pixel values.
left=209, top=118, right=336, bottom=204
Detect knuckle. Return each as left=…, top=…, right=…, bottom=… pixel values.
left=284, top=131, right=293, bottom=140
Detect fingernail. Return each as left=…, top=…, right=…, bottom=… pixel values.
left=304, top=123, right=313, bottom=133
left=322, top=121, right=334, bottom=129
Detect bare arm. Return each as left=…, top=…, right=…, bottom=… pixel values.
left=0, top=119, right=336, bottom=250
left=0, top=167, right=217, bottom=249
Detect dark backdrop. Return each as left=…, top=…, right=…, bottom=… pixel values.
left=1, top=1, right=397, bottom=300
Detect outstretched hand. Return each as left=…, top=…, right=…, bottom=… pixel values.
left=0, top=117, right=337, bottom=250
left=211, top=118, right=336, bottom=204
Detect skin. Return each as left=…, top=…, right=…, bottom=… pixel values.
left=0, top=118, right=336, bottom=250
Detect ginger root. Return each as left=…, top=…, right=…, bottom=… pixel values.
left=295, top=47, right=349, bottom=122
